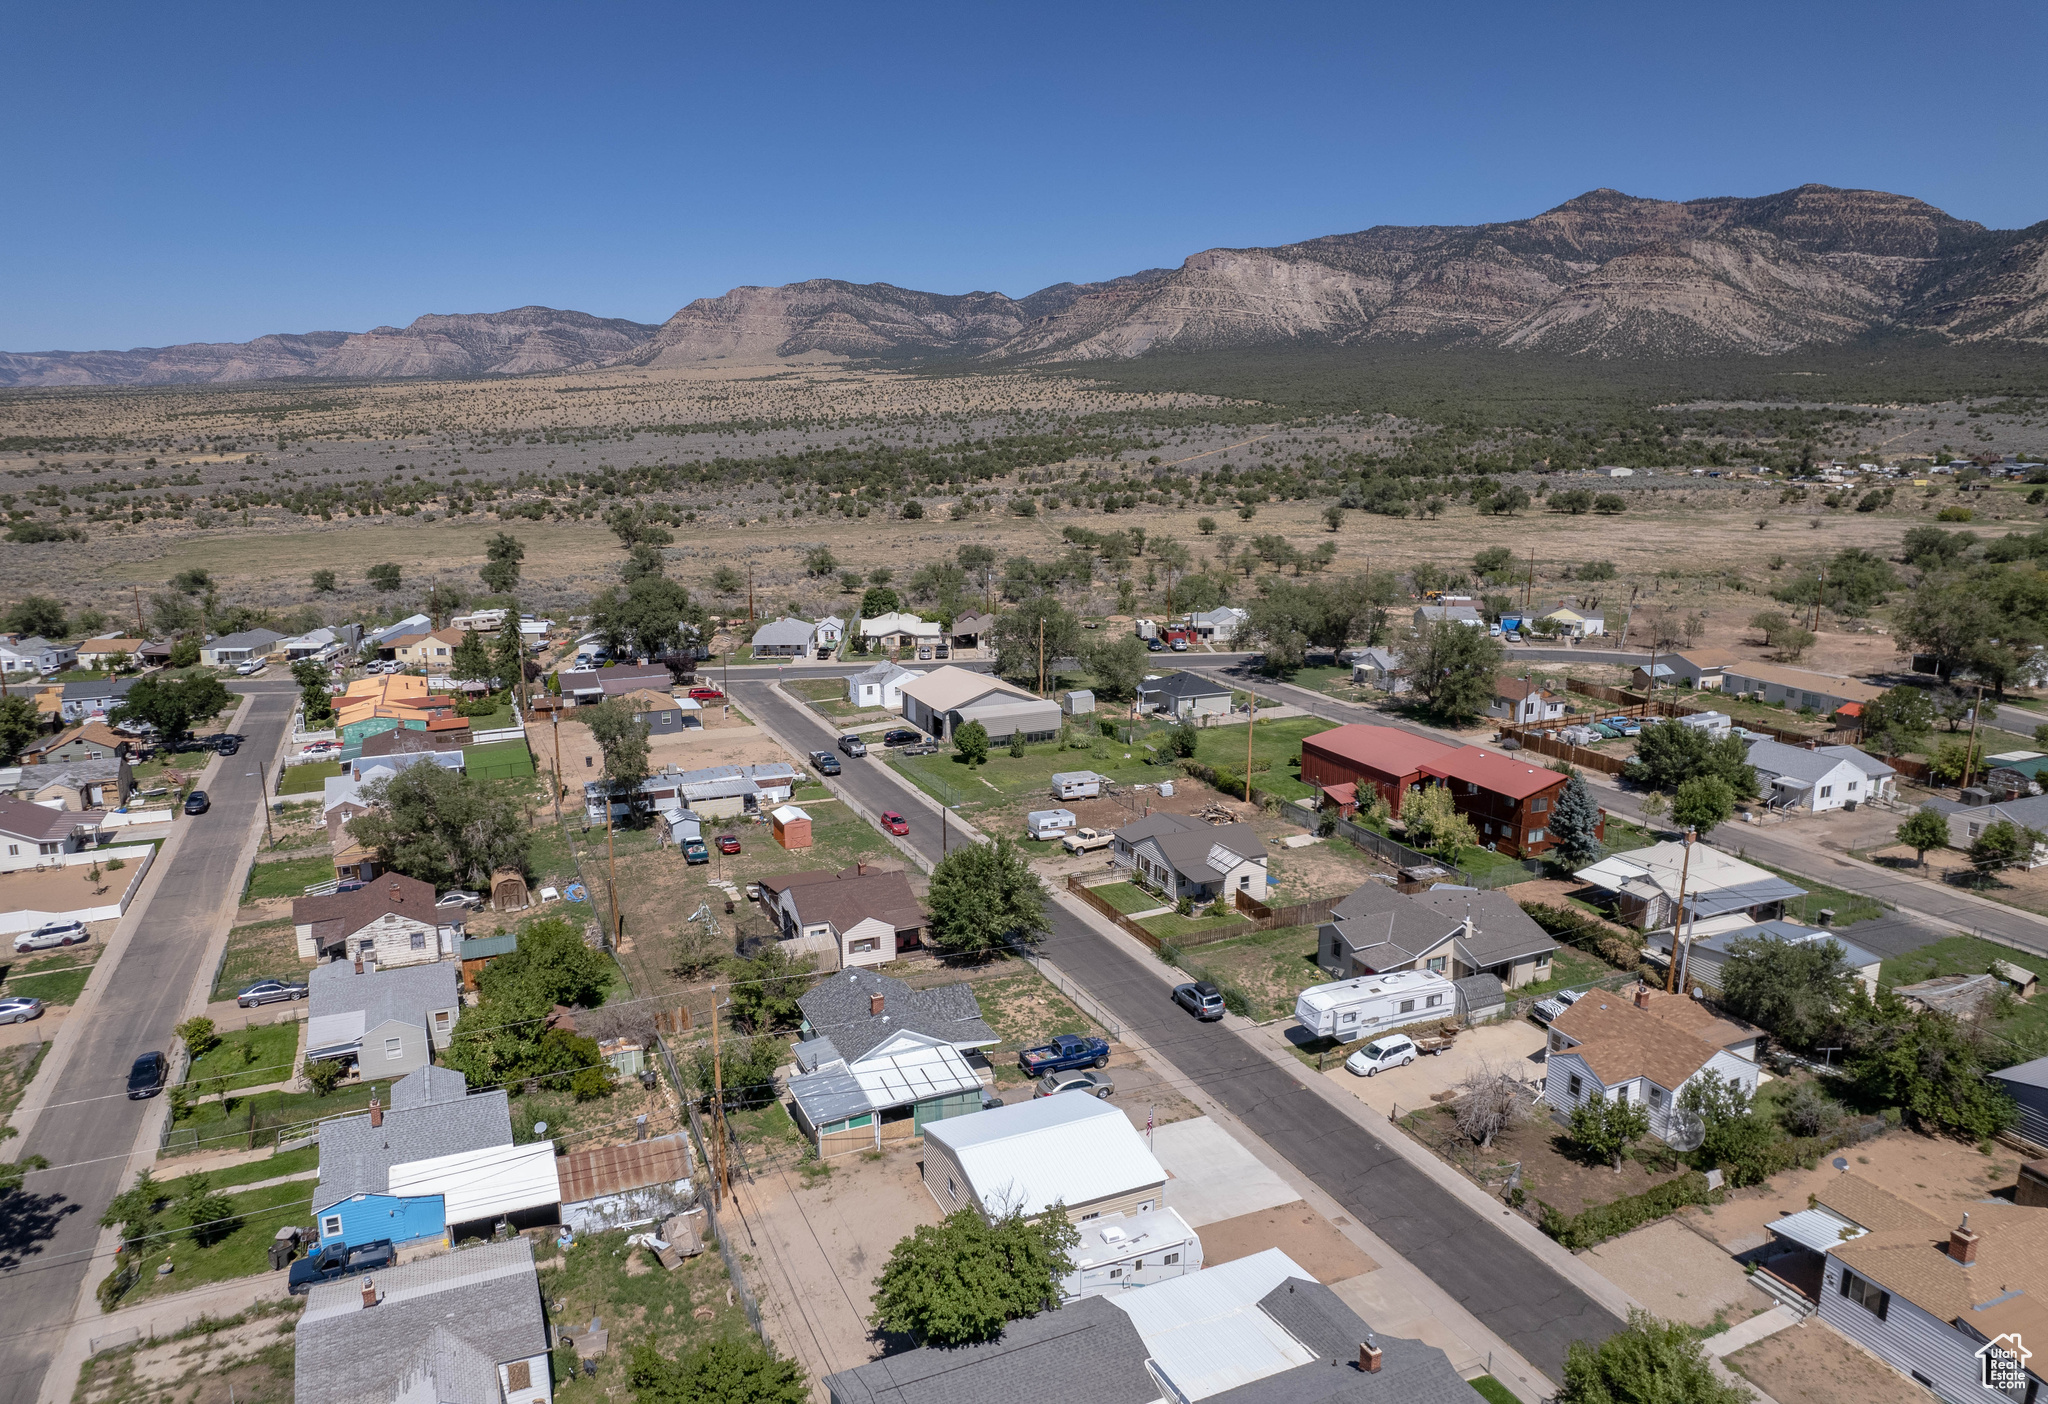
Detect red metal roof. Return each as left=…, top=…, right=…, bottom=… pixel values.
left=1301, top=724, right=1457, bottom=778
left=1418, top=747, right=1568, bottom=801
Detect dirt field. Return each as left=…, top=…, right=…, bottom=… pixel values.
left=1579, top=1218, right=1772, bottom=1329
left=1725, top=1318, right=1929, bottom=1404
left=1198, top=1201, right=1378, bottom=1283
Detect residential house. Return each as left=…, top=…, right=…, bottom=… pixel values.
left=1188, top=605, right=1249, bottom=644
left=12, top=758, right=132, bottom=810
left=0, top=797, right=104, bottom=873
left=1413, top=604, right=1484, bottom=629
left=898, top=665, right=1059, bottom=743
left=1537, top=604, right=1605, bottom=637
left=1928, top=793, right=2048, bottom=865
left=1111, top=812, right=1269, bottom=904
left=1988, top=1056, right=2048, bottom=1149
left=845, top=660, right=918, bottom=711
left=552, top=663, right=670, bottom=706
left=812, top=614, right=847, bottom=656
left=825, top=1249, right=1474, bottom=1404
left=383, top=629, right=467, bottom=671
left=347, top=750, right=463, bottom=786
left=1542, top=983, right=1761, bottom=1143
left=22, top=721, right=131, bottom=765
left=134, top=641, right=174, bottom=667
left=1746, top=738, right=1897, bottom=812
left=310, top=1065, right=513, bottom=1250
left=363, top=613, right=431, bottom=654
left=1719, top=661, right=1885, bottom=716
left=1303, top=723, right=1460, bottom=819
left=858, top=610, right=943, bottom=653
left=1575, top=840, right=1807, bottom=931
left=1764, top=1174, right=2048, bottom=1404
left=558, top=1133, right=695, bottom=1234
left=1415, top=746, right=1581, bottom=858
left=1348, top=646, right=1410, bottom=694
left=1669, top=647, right=1739, bottom=690
left=1133, top=671, right=1232, bottom=719
left=336, top=674, right=458, bottom=745
left=759, top=865, right=928, bottom=968
left=949, top=612, right=994, bottom=653
left=1644, top=918, right=1882, bottom=1000
left=1488, top=677, right=1567, bottom=725
left=582, top=761, right=797, bottom=821
left=749, top=616, right=815, bottom=659
left=1317, top=882, right=1558, bottom=989
left=294, top=1238, right=555, bottom=1404
left=293, top=873, right=464, bottom=964
left=788, top=967, right=998, bottom=1153
left=279, top=624, right=359, bottom=660
left=58, top=676, right=136, bottom=722
left=198, top=628, right=285, bottom=668
left=73, top=637, right=146, bottom=670
left=358, top=723, right=472, bottom=759
left=0, top=636, right=76, bottom=676
left=1631, top=662, right=1678, bottom=690
left=306, top=955, right=462, bottom=1077
left=921, top=1093, right=1167, bottom=1222
left=619, top=687, right=692, bottom=734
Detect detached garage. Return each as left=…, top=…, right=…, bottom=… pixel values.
left=921, top=1093, right=1166, bottom=1223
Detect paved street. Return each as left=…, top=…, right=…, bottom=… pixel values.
left=0, top=689, right=295, bottom=1404
left=732, top=676, right=1626, bottom=1378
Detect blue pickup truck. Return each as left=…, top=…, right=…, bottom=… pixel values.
left=1018, top=1033, right=1110, bottom=1076
left=288, top=1238, right=395, bottom=1295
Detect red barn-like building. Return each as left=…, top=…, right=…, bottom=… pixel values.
left=1299, top=725, right=1457, bottom=819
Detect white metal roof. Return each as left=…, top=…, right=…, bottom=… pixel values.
left=306, top=1011, right=365, bottom=1058
left=924, top=1094, right=1164, bottom=1217
left=1768, top=1208, right=1867, bottom=1255
left=387, top=1139, right=561, bottom=1224
left=1109, top=1248, right=1314, bottom=1399
left=771, top=805, right=811, bottom=824
left=1072, top=1206, right=1199, bottom=1269
left=852, top=1042, right=982, bottom=1109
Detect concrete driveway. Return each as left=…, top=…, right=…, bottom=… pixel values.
left=1314, top=1020, right=1548, bottom=1117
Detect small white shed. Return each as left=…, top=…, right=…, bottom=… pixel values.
left=1062, top=690, right=1095, bottom=716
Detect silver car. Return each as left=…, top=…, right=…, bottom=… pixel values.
left=0, top=996, right=44, bottom=1025
left=1034, top=1069, right=1116, bottom=1100
left=237, top=979, right=309, bottom=1008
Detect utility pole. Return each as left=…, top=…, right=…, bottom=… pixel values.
left=1037, top=618, right=1045, bottom=697
left=257, top=760, right=274, bottom=848
left=746, top=566, right=754, bottom=628
left=1963, top=682, right=1986, bottom=791
left=1811, top=563, right=1826, bottom=633
left=709, top=983, right=730, bottom=1202
left=604, top=791, right=621, bottom=949
left=1664, top=828, right=1697, bottom=994
left=1244, top=688, right=1256, bottom=804
left=132, top=585, right=145, bottom=641
left=1523, top=548, right=1536, bottom=615
left=549, top=709, right=563, bottom=822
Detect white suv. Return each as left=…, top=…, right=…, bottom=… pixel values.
left=14, top=920, right=88, bottom=953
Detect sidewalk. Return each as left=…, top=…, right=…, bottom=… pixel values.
left=39, top=1274, right=292, bottom=1400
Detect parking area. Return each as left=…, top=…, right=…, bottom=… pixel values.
left=1578, top=1218, right=1773, bottom=1329
left=1301, top=1019, right=1549, bottom=1117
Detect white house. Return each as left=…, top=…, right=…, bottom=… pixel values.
left=749, top=617, right=814, bottom=659
left=1348, top=646, right=1410, bottom=694
left=1188, top=606, right=1249, bottom=644
left=859, top=611, right=943, bottom=652
left=1541, top=983, right=1759, bottom=1144
left=306, top=958, right=461, bottom=1078
left=199, top=628, right=286, bottom=668
left=1413, top=605, right=1484, bottom=629
left=1575, top=840, right=1807, bottom=931
left=1488, top=677, right=1567, bottom=724
left=1111, top=812, right=1268, bottom=904
left=1746, top=739, right=1896, bottom=812
left=845, top=661, right=918, bottom=711
left=0, top=636, right=76, bottom=676
left=812, top=615, right=846, bottom=654
left=0, top=797, right=102, bottom=873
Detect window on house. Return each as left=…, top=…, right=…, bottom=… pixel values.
left=1531, top=797, right=1549, bottom=813
left=1567, top=1073, right=1582, bottom=1097
left=505, top=1361, right=531, bottom=1392
left=5, top=845, right=14, bottom=856
left=1137, top=1200, right=1154, bottom=1212
left=1848, top=781, right=1859, bottom=792
left=1080, top=1211, right=1100, bottom=1221
left=39, top=842, right=58, bottom=855
left=1426, top=958, right=1446, bottom=974
left=850, top=938, right=878, bottom=953
left=1613, top=1085, right=1629, bottom=1103
left=410, top=931, right=426, bottom=950
left=359, top=939, right=375, bottom=953
left=1164, top=1252, right=1180, bottom=1265
left=1648, top=1086, right=1664, bottom=1106
left=322, top=1214, right=343, bottom=1237
left=384, top=1037, right=403, bottom=1060
left=1528, top=828, right=1547, bottom=844
left=434, top=1011, right=450, bottom=1029
left=1840, top=1269, right=1889, bottom=1320
left=1820, top=786, right=1833, bottom=799
left=947, top=1177, right=957, bottom=1201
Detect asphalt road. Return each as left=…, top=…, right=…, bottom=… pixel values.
left=0, top=690, right=295, bottom=1404
left=733, top=676, right=1624, bottom=1377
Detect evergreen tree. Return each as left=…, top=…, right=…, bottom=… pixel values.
left=450, top=628, right=492, bottom=681
left=479, top=533, right=524, bottom=593
left=1550, top=772, right=1603, bottom=867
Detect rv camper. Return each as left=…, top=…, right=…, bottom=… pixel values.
left=1051, top=771, right=1104, bottom=801
left=1294, top=970, right=1458, bottom=1043
left=1026, top=808, right=1079, bottom=841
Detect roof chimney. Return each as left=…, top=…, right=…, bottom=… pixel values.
left=870, top=993, right=885, bottom=1017
left=1951, top=1212, right=1980, bottom=1266
left=368, top=1097, right=382, bottom=1128
left=1634, top=983, right=1650, bottom=1010
left=353, top=952, right=364, bottom=975
left=1359, top=1338, right=1382, bottom=1374
left=361, top=1278, right=379, bottom=1309
left=856, top=858, right=866, bottom=877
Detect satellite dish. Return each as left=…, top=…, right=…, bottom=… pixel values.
left=534, top=1122, right=548, bottom=1136
left=1833, top=1156, right=1849, bottom=1171
left=1666, top=1108, right=1705, bottom=1153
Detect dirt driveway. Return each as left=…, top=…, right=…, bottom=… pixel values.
left=1578, top=1218, right=1772, bottom=1328
left=1308, top=1020, right=1548, bottom=1118
left=1725, top=1318, right=1928, bottom=1404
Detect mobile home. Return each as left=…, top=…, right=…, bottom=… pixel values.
left=1026, top=808, right=1078, bottom=841
left=1294, top=969, right=1458, bottom=1043
left=1051, top=771, right=1104, bottom=801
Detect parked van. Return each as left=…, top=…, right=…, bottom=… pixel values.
left=1293, top=970, right=1458, bottom=1043
left=1026, top=808, right=1078, bottom=842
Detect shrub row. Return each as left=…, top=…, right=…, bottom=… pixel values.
left=1538, top=1171, right=1722, bottom=1251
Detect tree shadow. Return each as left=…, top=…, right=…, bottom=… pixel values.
left=0, top=1185, right=82, bottom=1270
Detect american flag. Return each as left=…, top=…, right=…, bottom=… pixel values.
left=1146, top=1106, right=1154, bottom=1147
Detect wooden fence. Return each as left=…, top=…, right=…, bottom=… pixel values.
left=1067, top=875, right=1162, bottom=950
left=1567, top=679, right=1646, bottom=706
left=1501, top=728, right=1631, bottom=776
left=1232, top=890, right=1340, bottom=931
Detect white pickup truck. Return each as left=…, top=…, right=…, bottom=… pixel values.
left=1061, top=827, right=1114, bottom=855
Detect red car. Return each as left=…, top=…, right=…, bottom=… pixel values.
left=689, top=687, right=725, bottom=702
left=880, top=811, right=909, bottom=836
left=715, top=833, right=741, bottom=855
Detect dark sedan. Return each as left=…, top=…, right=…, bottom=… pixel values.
left=881, top=728, right=921, bottom=747
left=127, top=1051, right=168, bottom=1099
left=183, top=790, right=210, bottom=815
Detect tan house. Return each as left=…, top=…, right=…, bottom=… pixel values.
left=1718, top=661, right=1885, bottom=715
left=74, top=638, right=147, bottom=670
left=292, top=873, right=464, bottom=964
left=386, top=629, right=468, bottom=670
left=759, top=864, right=924, bottom=970
left=1317, top=882, right=1558, bottom=990
left=22, top=721, right=131, bottom=766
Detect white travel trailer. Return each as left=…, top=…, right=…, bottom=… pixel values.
left=1294, top=969, right=1458, bottom=1043
left=1026, top=808, right=1078, bottom=841
left=1051, top=771, right=1104, bottom=801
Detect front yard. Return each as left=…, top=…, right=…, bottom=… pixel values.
left=186, top=1022, right=301, bottom=1097
left=1168, top=923, right=1323, bottom=1021
left=210, top=918, right=309, bottom=1001
left=243, top=852, right=336, bottom=902
left=117, top=1179, right=317, bottom=1304
left=1, top=950, right=97, bottom=1006
left=163, top=1076, right=399, bottom=1159
left=970, top=967, right=1107, bottom=1089
left=1186, top=715, right=1334, bottom=801
left=277, top=760, right=342, bottom=795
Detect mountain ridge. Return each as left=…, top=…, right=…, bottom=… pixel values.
left=6, top=184, right=2043, bottom=388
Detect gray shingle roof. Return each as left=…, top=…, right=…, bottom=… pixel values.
left=1405, top=888, right=1557, bottom=967
left=60, top=677, right=135, bottom=701
left=314, top=1073, right=512, bottom=1208
left=1116, top=812, right=1268, bottom=884
left=1207, top=1286, right=1475, bottom=1404
left=310, top=958, right=459, bottom=1032
left=823, top=1296, right=1157, bottom=1404
left=1326, top=882, right=1458, bottom=966
left=750, top=617, right=814, bottom=648
left=295, top=1238, right=546, bottom=1404
left=208, top=628, right=286, bottom=652
left=15, top=758, right=124, bottom=789
left=797, top=968, right=997, bottom=1065
left=1136, top=670, right=1230, bottom=701
left=1746, top=739, right=1893, bottom=787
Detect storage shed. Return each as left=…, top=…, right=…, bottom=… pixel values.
left=771, top=804, right=813, bottom=850
left=921, top=1092, right=1167, bottom=1222
left=1989, top=1055, right=2048, bottom=1150
left=1062, top=689, right=1095, bottom=716
left=558, top=1132, right=694, bottom=1234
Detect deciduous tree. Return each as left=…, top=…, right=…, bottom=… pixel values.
left=582, top=699, right=652, bottom=810
left=1624, top=721, right=1756, bottom=796
left=1395, top=619, right=1504, bottom=722
left=871, top=1208, right=1078, bottom=1346
left=927, top=839, right=1045, bottom=955
left=1559, top=1308, right=1750, bottom=1404
left=1671, top=775, right=1735, bottom=838
left=952, top=720, right=990, bottom=767
left=1895, top=805, right=1951, bottom=867
left=111, top=674, right=232, bottom=747
left=628, top=1337, right=807, bottom=1404
left=1567, top=1090, right=1650, bottom=1171
left=1718, top=936, right=1854, bottom=1048
left=347, top=763, right=529, bottom=890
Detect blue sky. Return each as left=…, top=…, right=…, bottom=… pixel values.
left=5, top=0, right=2043, bottom=350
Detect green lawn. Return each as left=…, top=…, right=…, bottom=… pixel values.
left=1600, top=816, right=1661, bottom=854
left=1441, top=844, right=1534, bottom=888
left=1187, top=715, right=1336, bottom=801
left=1470, top=1377, right=1519, bottom=1404
left=186, top=1023, right=301, bottom=1097
left=1170, top=923, right=1324, bottom=1020
left=1753, top=861, right=1887, bottom=927
left=457, top=700, right=516, bottom=731
left=1141, top=907, right=1251, bottom=940
left=465, top=737, right=536, bottom=780
left=278, top=760, right=342, bottom=795
left=244, top=852, right=337, bottom=901
left=890, top=740, right=1165, bottom=815
left=971, top=968, right=1105, bottom=1086
left=163, top=1077, right=399, bottom=1159
left=211, top=918, right=308, bottom=1001
left=1883, top=936, right=2048, bottom=1061
left=1088, top=881, right=1165, bottom=915
left=123, top=1180, right=316, bottom=1303
left=1, top=953, right=95, bottom=1005
left=1508, top=947, right=1615, bottom=1002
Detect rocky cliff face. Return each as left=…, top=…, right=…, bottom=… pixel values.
left=0, top=307, right=661, bottom=388
left=8, top=186, right=2043, bottom=386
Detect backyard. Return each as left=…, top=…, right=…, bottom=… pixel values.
left=243, top=852, right=336, bottom=902
left=1186, top=715, right=1335, bottom=802
left=889, top=736, right=1170, bottom=828
left=1883, top=935, right=2048, bottom=1058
